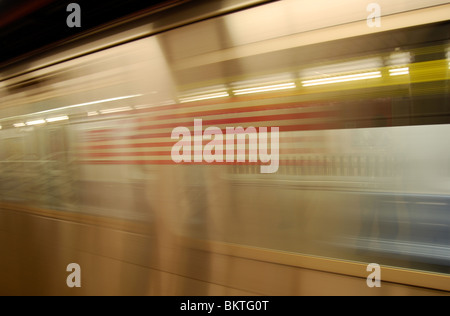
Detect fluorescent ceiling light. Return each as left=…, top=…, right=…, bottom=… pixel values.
left=134, top=104, right=152, bottom=109
left=87, top=111, right=99, bottom=116
left=46, top=115, right=69, bottom=123
left=34, top=94, right=142, bottom=116
left=389, top=67, right=409, bottom=72
left=0, top=94, right=143, bottom=123
left=300, top=58, right=382, bottom=78
left=302, top=71, right=382, bottom=87
left=389, top=67, right=409, bottom=76
left=179, top=85, right=228, bottom=103
left=26, top=119, right=46, bottom=126
left=390, top=71, right=409, bottom=76
left=59, top=94, right=142, bottom=111
left=233, top=73, right=294, bottom=87
left=233, top=82, right=296, bottom=95
left=13, top=123, right=26, bottom=128
left=100, top=106, right=132, bottom=114
left=180, top=92, right=229, bottom=103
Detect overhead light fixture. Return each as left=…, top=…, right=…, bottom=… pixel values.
left=100, top=106, right=133, bottom=114
left=389, top=67, right=409, bottom=76
left=302, top=71, right=382, bottom=87
left=46, top=115, right=69, bottom=123
left=13, top=123, right=26, bottom=128
left=26, top=119, right=46, bottom=126
left=134, top=104, right=152, bottom=110
left=0, top=94, right=143, bottom=124
left=87, top=111, right=99, bottom=116
left=233, top=82, right=296, bottom=95
left=300, top=58, right=383, bottom=78
left=179, top=85, right=229, bottom=104
left=30, top=94, right=142, bottom=116
left=179, top=92, right=229, bottom=103
left=61, top=94, right=142, bottom=111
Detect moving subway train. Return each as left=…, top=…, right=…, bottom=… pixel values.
left=0, top=0, right=449, bottom=295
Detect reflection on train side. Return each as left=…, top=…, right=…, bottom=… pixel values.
left=0, top=70, right=449, bottom=276
left=0, top=0, right=449, bottom=294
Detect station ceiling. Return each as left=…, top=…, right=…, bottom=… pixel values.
left=0, top=0, right=188, bottom=67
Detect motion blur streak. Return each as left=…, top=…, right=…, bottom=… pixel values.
left=0, top=0, right=449, bottom=295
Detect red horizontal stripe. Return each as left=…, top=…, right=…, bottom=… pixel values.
left=85, top=100, right=330, bottom=136
left=80, top=141, right=175, bottom=151
left=148, top=101, right=321, bottom=122
left=82, top=109, right=331, bottom=142
left=79, top=147, right=325, bottom=159
left=135, top=110, right=336, bottom=131
left=79, top=151, right=169, bottom=158
left=77, top=159, right=329, bottom=166
left=82, top=121, right=337, bottom=144
left=130, top=91, right=311, bottom=121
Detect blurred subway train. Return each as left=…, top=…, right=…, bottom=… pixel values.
left=0, top=0, right=449, bottom=295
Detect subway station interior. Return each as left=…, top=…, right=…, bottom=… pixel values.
left=0, top=0, right=449, bottom=296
